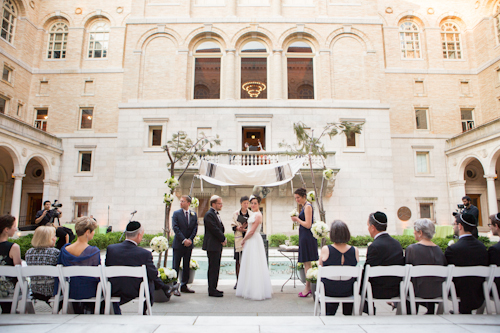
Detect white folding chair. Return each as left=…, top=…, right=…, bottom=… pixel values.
left=19, top=265, right=63, bottom=314
left=486, top=265, right=500, bottom=314
left=0, top=265, right=22, bottom=314
left=59, top=265, right=105, bottom=315
left=102, top=265, right=152, bottom=315
left=448, top=265, right=492, bottom=315
left=405, top=265, right=452, bottom=315
left=359, top=264, right=409, bottom=315
left=313, top=265, right=363, bottom=316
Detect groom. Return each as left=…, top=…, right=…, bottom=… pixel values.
left=203, top=195, right=227, bottom=297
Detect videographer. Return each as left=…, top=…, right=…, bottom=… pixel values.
left=35, top=201, right=62, bottom=226
left=461, top=196, right=479, bottom=222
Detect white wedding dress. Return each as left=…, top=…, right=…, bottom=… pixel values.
left=236, top=211, right=273, bottom=300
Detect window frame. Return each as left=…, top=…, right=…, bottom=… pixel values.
left=440, top=21, right=462, bottom=60
left=46, top=21, right=69, bottom=60
left=70, top=196, right=93, bottom=220
left=1, top=0, right=16, bottom=44
left=77, top=150, right=93, bottom=174
left=192, top=39, right=223, bottom=100
left=399, top=20, right=422, bottom=59
left=415, top=197, right=437, bottom=222
left=2, top=64, right=12, bottom=83
left=0, top=95, right=7, bottom=114
left=143, top=117, right=168, bottom=152
left=413, top=149, right=432, bottom=176
left=460, top=108, right=475, bottom=132
left=414, top=107, right=430, bottom=131
left=79, top=107, right=94, bottom=130
left=34, top=108, right=48, bottom=131
left=339, top=118, right=365, bottom=153
left=87, top=20, right=110, bottom=59
left=238, top=39, right=270, bottom=100
left=285, top=39, right=316, bottom=100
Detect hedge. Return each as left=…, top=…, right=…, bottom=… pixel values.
left=269, top=234, right=288, bottom=247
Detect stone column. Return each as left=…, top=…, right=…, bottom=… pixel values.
left=42, top=179, right=59, bottom=204
left=449, top=180, right=466, bottom=220
left=485, top=174, right=498, bottom=215
left=225, top=49, right=236, bottom=99
left=273, top=49, right=283, bottom=99
left=10, top=174, right=24, bottom=220
left=319, top=49, right=332, bottom=100
left=177, top=49, right=190, bottom=100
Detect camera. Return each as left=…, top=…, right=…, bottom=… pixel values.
left=52, top=200, right=62, bottom=208
left=452, top=204, right=465, bottom=216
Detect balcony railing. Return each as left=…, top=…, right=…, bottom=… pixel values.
left=447, top=117, right=500, bottom=152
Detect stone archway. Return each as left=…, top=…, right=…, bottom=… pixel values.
left=462, top=157, right=487, bottom=227
left=20, top=157, right=46, bottom=227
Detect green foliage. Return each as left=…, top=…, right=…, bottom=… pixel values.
left=269, top=234, right=289, bottom=247
left=224, top=233, right=234, bottom=247
left=9, top=234, right=34, bottom=260
left=194, top=234, right=204, bottom=247
left=290, top=235, right=299, bottom=246
left=391, top=235, right=418, bottom=249
left=87, top=232, right=124, bottom=250
left=432, top=238, right=451, bottom=253
left=317, top=237, right=333, bottom=247
left=164, top=131, right=221, bottom=170
left=347, top=235, right=373, bottom=247
left=139, top=233, right=164, bottom=247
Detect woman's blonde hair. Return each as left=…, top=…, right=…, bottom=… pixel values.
left=75, top=216, right=98, bottom=237
left=31, top=226, right=56, bottom=248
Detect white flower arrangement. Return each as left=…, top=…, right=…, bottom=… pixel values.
left=190, top=197, right=199, bottom=209
left=307, top=191, right=316, bottom=202
left=150, top=236, right=169, bottom=253
left=165, top=177, right=179, bottom=190
left=297, top=262, right=304, bottom=270
left=290, top=208, right=298, bottom=217
left=311, top=221, right=329, bottom=239
left=306, top=267, right=318, bottom=282
left=158, top=267, right=177, bottom=284
left=193, top=235, right=201, bottom=246
left=323, top=169, right=334, bottom=181
left=447, top=240, right=455, bottom=246
left=311, top=261, right=319, bottom=268
left=190, top=259, right=200, bottom=270
left=163, top=192, right=174, bottom=205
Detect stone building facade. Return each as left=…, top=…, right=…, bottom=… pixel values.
left=0, top=0, right=499, bottom=236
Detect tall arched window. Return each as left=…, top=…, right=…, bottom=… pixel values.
left=88, top=20, right=109, bottom=58
left=399, top=21, right=421, bottom=59
left=286, top=41, right=314, bottom=99
left=240, top=40, right=268, bottom=99
left=193, top=41, right=221, bottom=99
left=441, top=22, right=462, bottom=59
left=1, top=0, right=16, bottom=43
left=495, top=3, right=500, bottom=44
left=47, top=22, right=69, bottom=59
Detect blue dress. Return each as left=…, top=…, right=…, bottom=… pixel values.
left=298, top=203, right=319, bottom=263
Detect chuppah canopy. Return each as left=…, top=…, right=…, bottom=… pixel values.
left=197, top=158, right=305, bottom=187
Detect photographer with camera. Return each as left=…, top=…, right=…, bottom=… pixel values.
left=452, top=196, right=479, bottom=238
left=35, top=200, right=74, bottom=250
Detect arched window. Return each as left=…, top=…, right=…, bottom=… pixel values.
left=240, top=40, right=268, bottom=99
left=399, top=21, right=421, bottom=59
left=286, top=41, right=314, bottom=99
left=495, top=3, right=500, bottom=44
left=47, top=22, right=69, bottom=59
left=441, top=22, right=461, bottom=59
left=88, top=20, right=109, bottom=58
left=193, top=41, right=222, bottom=99
left=1, top=0, right=16, bottom=43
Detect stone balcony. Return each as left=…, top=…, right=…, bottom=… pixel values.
left=0, top=113, right=62, bottom=151
left=446, top=117, right=500, bottom=153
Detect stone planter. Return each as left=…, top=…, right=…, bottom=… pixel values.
left=311, top=282, right=316, bottom=300
left=153, top=282, right=174, bottom=303
left=179, top=268, right=197, bottom=284
left=298, top=268, right=306, bottom=284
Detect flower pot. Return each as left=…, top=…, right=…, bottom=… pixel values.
left=311, top=282, right=316, bottom=301
left=298, top=268, right=306, bottom=284
left=179, top=268, right=196, bottom=284
left=153, top=282, right=173, bottom=303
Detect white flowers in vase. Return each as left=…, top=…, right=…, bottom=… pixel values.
left=150, top=236, right=169, bottom=253
left=158, top=267, right=177, bottom=284
left=311, top=221, right=329, bottom=239
left=189, top=259, right=200, bottom=270
left=306, top=267, right=318, bottom=283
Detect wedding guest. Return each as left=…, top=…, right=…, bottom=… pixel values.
left=231, top=196, right=249, bottom=289
left=445, top=213, right=488, bottom=314
left=318, top=220, right=359, bottom=315
left=57, top=216, right=101, bottom=314
left=25, top=226, right=60, bottom=306
left=0, top=214, right=21, bottom=314
left=487, top=213, right=500, bottom=297
left=291, top=188, right=319, bottom=297
left=405, top=219, right=447, bottom=314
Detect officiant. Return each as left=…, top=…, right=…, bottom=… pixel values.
left=232, top=196, right=249, bottom=289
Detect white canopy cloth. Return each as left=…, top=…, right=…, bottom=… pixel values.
left=198, top=158, right=305, bottom=187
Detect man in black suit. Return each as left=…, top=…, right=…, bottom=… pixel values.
left=105, top=221, right=177, bottom=314
left=488, top=213, right=500, bottom=298
left=172, top=195, right=198, bottom=294
left=202, top=195, right=227, bottom=297
left=445, top=213, right=488, bottom=314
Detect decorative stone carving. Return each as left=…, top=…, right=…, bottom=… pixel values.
left=279, top=184, right=287, bottom=197
left=75, top=8, right=82, bottom=14
left=427, top=8, right=434, bottom=14
left=22, top=148, right=27, bottom=157
left=221, top=186, right=229, bottom=197
left=385, top=7, right=393, bottom=14
left=51, top=157, right=56, bottom=165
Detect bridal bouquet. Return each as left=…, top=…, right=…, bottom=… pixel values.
left=163, top=192, right=174, bottom=205
left=165, top=177, right=179, bottom=190
left=190, top=259, right=200, bottom=270
left=158, top=267, right=177, bottom=284
left=311, top=221, right=329, bottom=239
left=290, top=208, right=299, bottom=230
left=190, top=197, right=199, bottom=209
left=307, top=191, right=316, bottom=202
left=150, top=236, right=169, bottom=253
left=306, top=267, right=318, bottom=283
left=323, top=169, right=334, bottom=181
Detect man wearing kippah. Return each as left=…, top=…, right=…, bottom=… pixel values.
left=445, top=213, right=488, bottom=314
left=105, top=221, right=177, bottom=314
left=362, top=211, right=404, bottom=314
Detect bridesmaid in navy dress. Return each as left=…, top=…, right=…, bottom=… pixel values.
left=291, top=188, right=319, bottom=297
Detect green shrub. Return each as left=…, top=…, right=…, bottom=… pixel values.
left=290, top=235, right=299, bottom=246
left=317, top=237, right=332, bottom=247
left=9, top=234, right=34, bottom=260
left=392, top=235, right=418, bottom=249
left=224, top=233, right=235, bottom=247
left=139, top=233, right=163, bottom=248
left=348, top=235, right=373, bottom=247
left=269, top=234, right=288, bottom=247
left=432, top=238, right=451, bottom=253
left=478, top=236, right=492, bottom=248
left=194, top=234, right=204, bottom=247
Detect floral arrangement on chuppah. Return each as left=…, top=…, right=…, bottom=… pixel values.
left=311, top=221, right=329, bottom=240
left=150, top=236, right=169, bottom=268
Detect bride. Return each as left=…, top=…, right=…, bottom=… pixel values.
left=236, top=195, right=273, bottom=300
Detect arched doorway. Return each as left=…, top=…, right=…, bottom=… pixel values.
left=0, top=146, right=16, bottom=215
left=21, top=158, right=45, bottom=227
left=462, top=158, right=487, bottom=228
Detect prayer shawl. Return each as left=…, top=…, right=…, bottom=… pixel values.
left=198, top=158, right=305, bottom=187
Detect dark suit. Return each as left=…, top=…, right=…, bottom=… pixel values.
left=364, top=233, right=405, bottom=299
left=445, top=235, right=489, bottom=314
left=172, top=209, right=198, bottom=286
left=105, top=240, right=168, bottom=313
left=203, top=207, right=225, bottom=294
left=488, top=241, right=500, bottom=301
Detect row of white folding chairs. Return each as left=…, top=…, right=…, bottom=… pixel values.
left=0, top=264, right=152, bottom=315
left=313, top=264, right=500, bottom=316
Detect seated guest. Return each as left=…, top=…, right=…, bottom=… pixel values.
left=105, top=221, right=176, bottom=315
left=58, top=216, right=101, bottom=314
left=0, top=214, right=21, bottom=314
left=318, top=220, right=359, bottom=315
left=488, top=213, right=500, bottom=294
left=405, top=219, right=447, bottom=314
left=362, top=211, right=404, bottom=313
left=445, top=213, right=488, bottom=314
left=25, top=226, right=60, bottom=306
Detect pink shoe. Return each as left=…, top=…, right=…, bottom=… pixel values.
left=298, top=291, right=311, bottom=297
